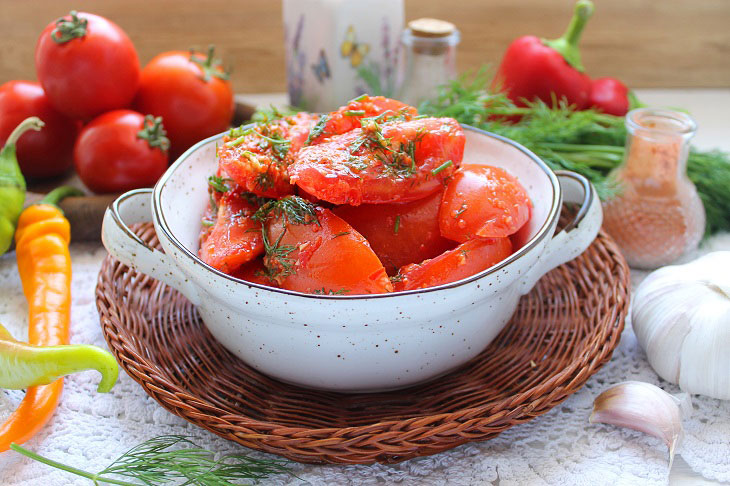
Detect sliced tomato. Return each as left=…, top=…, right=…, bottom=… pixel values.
left=439, top=165, right=532, bottom=242
left=306, top=95, right=417, bottom=145
left=229, top=258, right=278, bottom=287
left=217, top=112, right=317, bottom=198
left=333, top=189, right=456, bottom=274
left=198, top=193, right=264, bottom=274
left=289, top=117, right=465, bottom=205
left=393, top=237, right=513, bottom=291
left=261, top=198, right=392, bottom=294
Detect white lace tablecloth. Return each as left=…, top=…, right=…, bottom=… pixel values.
left=1, top=233, right=729, bottom=486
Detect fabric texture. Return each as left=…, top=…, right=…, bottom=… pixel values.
left=1, top=236, right=729, bottom=486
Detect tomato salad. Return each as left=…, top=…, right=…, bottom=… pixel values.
left=198, top=96, right=532, bottom=295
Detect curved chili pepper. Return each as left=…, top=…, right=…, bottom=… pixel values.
left=492, top=0, right=595, bottom=110
left=589, top=77, right=630, bottom=116
left=0, top=186, right=117, bottom=452
left=0, top=322, right=117, bottom=391
left=0, top=117, right=43, bottom=255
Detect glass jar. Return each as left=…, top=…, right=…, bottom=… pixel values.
left=602, top=108, right=705, bottom=269
left=398, top=18, right=460, bottom=107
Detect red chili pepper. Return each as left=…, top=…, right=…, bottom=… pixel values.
left=589, top=77, right=630, bottom=116
left=492, top=0, right=594, bottom=110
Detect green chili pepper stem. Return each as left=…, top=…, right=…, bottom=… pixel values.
left=0, top=117, right=43, bottom=255
left=4, top=117, right=44, bottom=148
left=39, top=186, right=85, bottom=207
left=0, top=332, right=119, bottom=393
left=10, top=443, right=137, bottom=486
left=543, top=0, right=594, bottom=72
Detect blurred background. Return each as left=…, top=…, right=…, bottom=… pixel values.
left=2, top=0, right=729, bottom=91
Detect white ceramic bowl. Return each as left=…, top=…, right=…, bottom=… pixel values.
left=102, top=126, right=602, bottom=392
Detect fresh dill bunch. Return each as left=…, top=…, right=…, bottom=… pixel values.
left=419, top=68, right=730, bottom=234
left=11, top=435, right=293, bottom=485
left=687, top=149, right=730, bottom=236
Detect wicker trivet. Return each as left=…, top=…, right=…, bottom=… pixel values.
left=96, top=220, right=629, bottom=464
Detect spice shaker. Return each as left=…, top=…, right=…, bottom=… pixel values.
left=282, top=0, right=404, bottom=112
left=602, top=108, right=705, bottom=269
left=398, top=18, right=460, bottom=106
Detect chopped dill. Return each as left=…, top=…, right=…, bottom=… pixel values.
left=344, top=109, right=366, bottom=116
left=255, top=171, right=275, bottom=191
left=262, top=229, right=297, bottom=278
left=313, top=288, right=350, bottom=295
left=332, top=231, right=351, bottom=238
left=253, top=195, right=319, bottom=226
left=305, top=114, right=330, bottom=145
left=394, top=215, right=401, bottom=234
left=431, top=160, right=453, bottom=176
left=454, top=203, right=468, bottom=218
left=389, top=272, right=404, bottom=283
left=208, top=175, right=232, bottom=193
left=350, top=93, right=369, bottom=103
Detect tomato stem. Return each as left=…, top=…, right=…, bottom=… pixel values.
left=190, top=45, right=230, bottom=82
left=137, top=115, right=170, bottom=153
left=51, top=11, right=88, bottom=44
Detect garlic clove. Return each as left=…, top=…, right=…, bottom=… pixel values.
left=590, top=381, right=690, bottom=467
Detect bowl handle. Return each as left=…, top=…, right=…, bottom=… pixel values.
left=101, top=188, right=201, bottom=306
left=519, top=170, right=603, bottom=295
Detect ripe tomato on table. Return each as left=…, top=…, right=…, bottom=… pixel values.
left=134, top=47, right=234, bottom=159
left=35, top=11, right=140, bottom=120
left=73, top=110, right=169, bottom=193
left=0, top=81, right=79, bottom=178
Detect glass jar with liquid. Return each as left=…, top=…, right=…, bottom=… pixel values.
left=602, top=108, right=705, bottom=269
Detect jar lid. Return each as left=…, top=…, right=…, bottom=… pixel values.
left=407, top=18, right=456, bottom=38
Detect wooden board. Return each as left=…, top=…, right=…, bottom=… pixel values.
left=1, top=0, right=729, bottom=92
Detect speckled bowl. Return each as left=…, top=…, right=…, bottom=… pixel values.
left=102, top=125, right=602, bottom=392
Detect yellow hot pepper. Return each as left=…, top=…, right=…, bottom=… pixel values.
left=0, top=186, right=119, bottom=452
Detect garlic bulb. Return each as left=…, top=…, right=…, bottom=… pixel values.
left=632, top=251, right=730, bottom=400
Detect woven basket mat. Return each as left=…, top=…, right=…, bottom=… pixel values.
left=96, top=218, right=630, bottom=465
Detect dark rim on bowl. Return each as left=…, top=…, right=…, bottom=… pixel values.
left=152, top=124, right=560, bottom=300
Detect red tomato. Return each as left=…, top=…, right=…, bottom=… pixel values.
left=134, top=48, right=234, bottom=159
left=289, top=117, right=465, bottom=205
left=393, top=237, right=513, bottom=291
left=261, top=198, right=392, bottom=294
left=0, top=81, right=79, bottom=178
left=307, top=95, right=417, bottom=145
left=229, top=258, right=278, bottom=287
left=217, top=112, right=317, bottom=198
left=35, top=11, right=140, bottom=120
left=199, top=193, right=263, bottom=273
left=439, top=165, right=532, bottom=242
left=333, top=189, right=455, bottom=274
left=73, top=110, right=169, bottom=193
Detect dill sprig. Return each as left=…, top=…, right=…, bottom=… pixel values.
left=305, top=114, right=330, bottom=145
left=253, top=195, right=319, bottom=226
left=208, top=175, right=231, bottom=193
left=419, top=68, right=730, bottom=235
left=10, top=435, right=293, bottom=485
